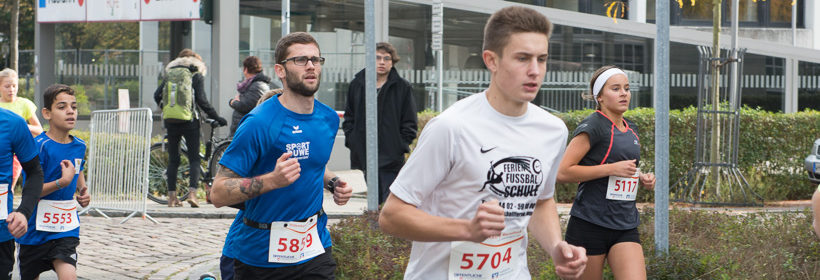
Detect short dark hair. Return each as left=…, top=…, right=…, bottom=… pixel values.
left=275, top=32, right=320, bottom=66
left=483, top=6, right=552, bottom=56
left=243, top=56, right=263, bottom=74
left=376, top=42, right=400, bottom=64
left=43, top=84, right=75, bottom=110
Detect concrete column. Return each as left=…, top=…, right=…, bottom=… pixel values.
left=212, top=0, right=240, bottom=129
left=250, top=16, right=272, bottom=54
left=375, top=0, right=389, bottom=42
left=140, top=21, right=159, bottom=110
left=784, top=58, right=799, bottom=113
left=192, top=20, right=214, bottom=102
left=34, top=21, right=55, bottom=110
left=628, top=0, right=647, bottom=23
left=807, top=0, right=820, bottom=49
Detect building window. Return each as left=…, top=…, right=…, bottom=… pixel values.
left=613, top=44, right=644, bottom=72
left=574, top=42, right=603, bottom=71
left=647, top=0, right=802, bottom=28
left=765, top=57, right=784, bottom=76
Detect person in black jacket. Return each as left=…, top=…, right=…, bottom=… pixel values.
left=228, top=56, right=271, bottom=136
left=154, top=49, right=227, bottom=207
left=342, top=42, right=418, bottom=205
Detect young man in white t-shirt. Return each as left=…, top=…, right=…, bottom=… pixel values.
left=378, top=6, right=587, bottom=280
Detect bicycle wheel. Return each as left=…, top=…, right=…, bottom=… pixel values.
left=147, top=142, right=191, bottom=204
left=208, top=140, right=231, bottom=178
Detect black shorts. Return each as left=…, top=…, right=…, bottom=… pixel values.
left=18, top=237, right=80, bottom=280
left=234, top=248, right=336, bottom=280
left=565, top=216, right=640, bottom=256
left=0, top=239, right=14, bottom=280
left=220, top=255, right=236, bottom=280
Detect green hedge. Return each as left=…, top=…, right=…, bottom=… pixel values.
left=415, top=107, right=820, bottom=202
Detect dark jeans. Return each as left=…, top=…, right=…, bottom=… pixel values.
left=166, top=120, right=201, bottom=192
left=363, top=168, right=401, bottom=205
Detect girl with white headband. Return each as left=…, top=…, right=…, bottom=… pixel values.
left=557, top=65, right=656, bottom=279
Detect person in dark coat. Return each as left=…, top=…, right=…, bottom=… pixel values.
left=229, top=56, right=271, bottom=136
left=342, top=42, right=418, bottom=205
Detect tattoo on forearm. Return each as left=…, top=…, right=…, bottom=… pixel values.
left=217, top=165, right=265, bottom=200
left=238, top=177, right=264, bottom=198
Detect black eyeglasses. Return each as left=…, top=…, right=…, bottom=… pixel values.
left=280, top=56, right=326, bottom=66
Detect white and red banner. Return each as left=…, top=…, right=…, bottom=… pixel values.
left=37, top=0, right=87, bottom=23
left=87, top=0, right=141, bottom=22
left=140, top=0, right=200, bottom=21
left=38, top=0, right=200, bottom=23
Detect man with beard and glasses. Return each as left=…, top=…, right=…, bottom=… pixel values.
left=210, top=32, right=353, bottom=280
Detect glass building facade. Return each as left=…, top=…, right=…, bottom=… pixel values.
left=35, top=0, right=819, bottom=115
left=229, top=0, right=817, bottom=112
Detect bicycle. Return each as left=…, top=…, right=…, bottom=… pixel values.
left=147, top=119, right=231, bottom=204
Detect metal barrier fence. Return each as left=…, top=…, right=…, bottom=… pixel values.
left=81, top=108, right=157, bottom=224
left=15, top=49, right=820, bottom=112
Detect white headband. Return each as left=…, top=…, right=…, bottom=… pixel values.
left=592, top=68, right=627, bottom=103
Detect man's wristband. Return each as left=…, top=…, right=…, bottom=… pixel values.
left=326, top=176, right=339, bottom=194
left=54, top=179, right=63, bottom=189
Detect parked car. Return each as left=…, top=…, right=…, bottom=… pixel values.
left=807, top=138, right=820, bottom=184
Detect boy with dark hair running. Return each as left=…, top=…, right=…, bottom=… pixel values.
left=16, top=84, right=90, bottom=280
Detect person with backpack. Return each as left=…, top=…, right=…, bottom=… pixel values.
left=154, top=49, right=227, bottom=208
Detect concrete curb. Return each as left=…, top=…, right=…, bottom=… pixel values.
left=83, top=210, right=365, bottom=220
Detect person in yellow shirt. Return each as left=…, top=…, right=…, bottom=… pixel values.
left=0, top=68, right=44, bottom=189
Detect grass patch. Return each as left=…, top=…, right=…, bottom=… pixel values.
left=330, top=208, right=820, bottom=279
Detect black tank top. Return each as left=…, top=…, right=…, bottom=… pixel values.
left=568, top=111, right=642, bottom=230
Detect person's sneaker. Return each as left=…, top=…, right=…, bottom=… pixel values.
left=199, top=272, right=216, bottom=280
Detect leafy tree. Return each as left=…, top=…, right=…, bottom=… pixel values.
left=56, top=22, right=139, bottom=50
left=0, top=0, right=35, bottom=68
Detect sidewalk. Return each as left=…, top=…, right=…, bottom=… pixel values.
left=82, top=169, right=813, bottom=220
left=85, top=170, right=372, bottom=220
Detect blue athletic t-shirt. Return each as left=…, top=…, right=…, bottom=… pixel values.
left=16, top=133, right=86, bottom=245
left=219, top=94, right=338, bottom=268
left=221, top=210, right=243, bottom=259
left=0, top=108, right=38, bottom=242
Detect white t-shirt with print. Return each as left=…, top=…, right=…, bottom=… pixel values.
left=390, top=91, right=569, bottom=280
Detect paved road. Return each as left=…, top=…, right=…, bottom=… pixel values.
left=10, top=169, right=372, bottom=280
left=13, top=216, right=233, bottom=280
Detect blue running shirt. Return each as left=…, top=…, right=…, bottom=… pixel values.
left=0, top=108, right=38, bottom=242
left=16, top=133, right=86, bottom=245
left=219, top=94, right=338, bottom=268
